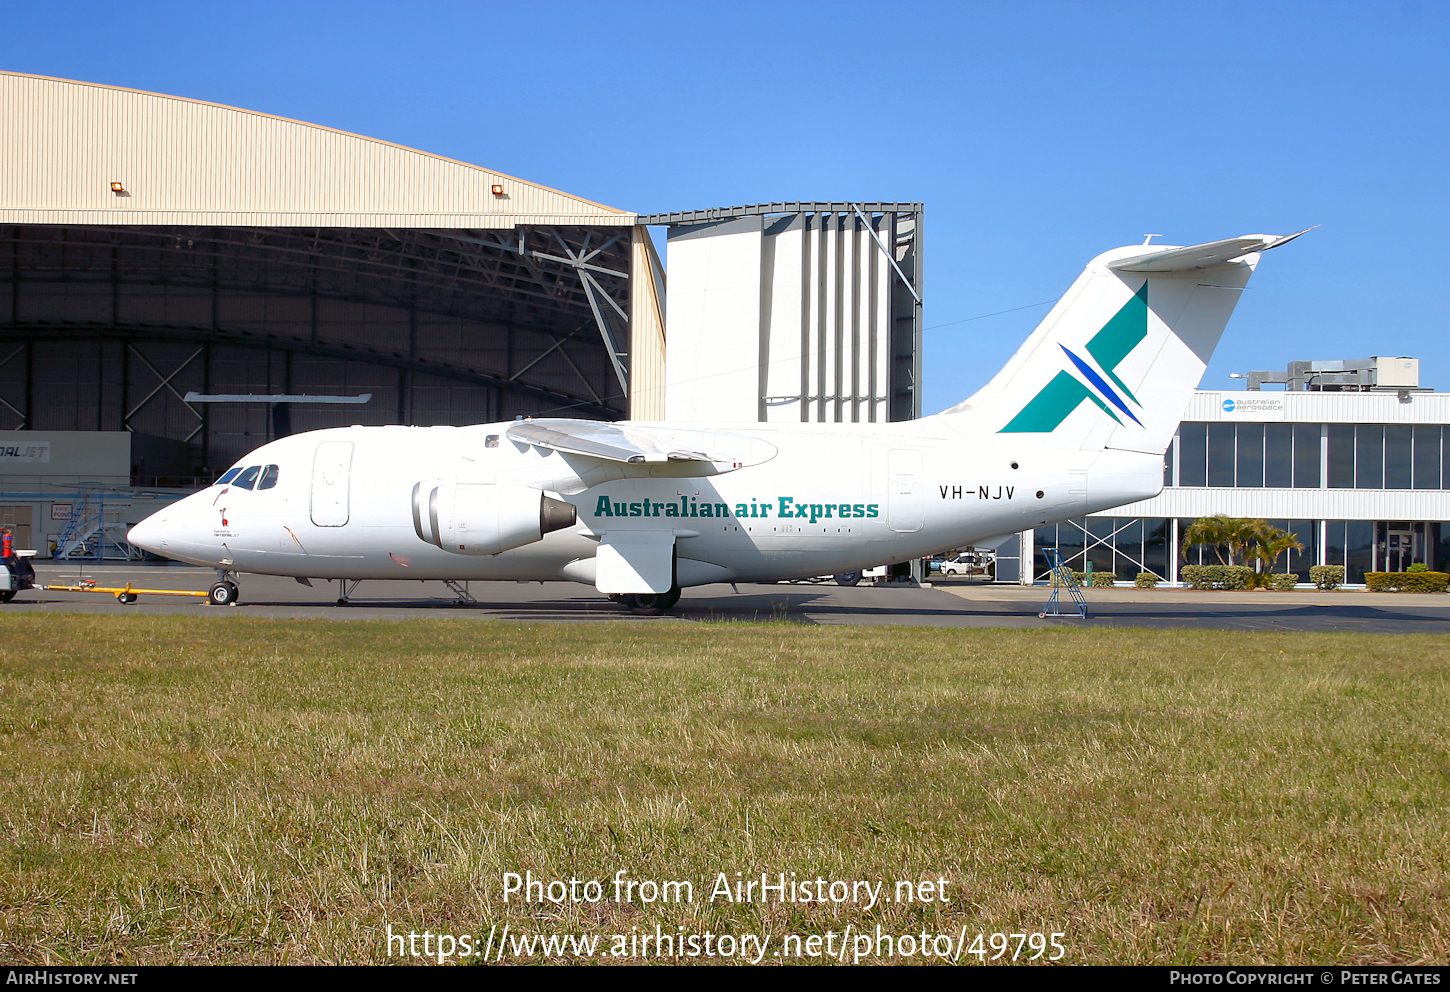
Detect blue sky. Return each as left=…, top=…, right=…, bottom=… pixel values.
left=3, top=1, right=1445, bottom=414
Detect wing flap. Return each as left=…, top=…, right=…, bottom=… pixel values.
left=506, top=419, right=776, bottom=473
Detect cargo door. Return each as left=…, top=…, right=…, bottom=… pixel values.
left=310, top=441, right=354, bottom=527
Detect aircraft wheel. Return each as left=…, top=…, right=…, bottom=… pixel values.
left=117, top=592, right=138, bottom=604
left=834, top=571, right=862, bottom=587
left=208, top=581, right=239, bottom=606
left=624, top=591, right=673, bottom=615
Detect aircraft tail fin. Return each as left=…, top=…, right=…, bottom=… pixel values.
left=942, top=231, right=1308, bottom=454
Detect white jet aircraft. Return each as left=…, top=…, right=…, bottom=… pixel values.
left=127, top=231, right=1306, bottom=612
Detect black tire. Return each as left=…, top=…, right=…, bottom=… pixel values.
left=834, top=571, right=862, bottom=587
left=0, top=590, right=14, bottom=604
left=208, top=582, right=239, bottom=606
left=624, top=590, right=677, bottom=615
left=117, top=592, right=138, bottom=604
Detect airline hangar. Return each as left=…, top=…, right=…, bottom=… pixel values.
left=0, top=71, right=924, bottom=557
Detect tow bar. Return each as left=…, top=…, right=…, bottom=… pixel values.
left=43, top=580, right=209, bottom=605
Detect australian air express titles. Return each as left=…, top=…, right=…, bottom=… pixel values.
left=592, top=494, right=881, bottom=523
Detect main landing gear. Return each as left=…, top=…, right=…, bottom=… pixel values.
left=209, top=570, right=240, bottom=606
left=619, top=586, right=682, bottom=615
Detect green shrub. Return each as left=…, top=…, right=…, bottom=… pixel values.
left=1134, top=572, right=1160, bottom=588
left=1269, top=573, right=1299, bottom=591
left=1407, top=562, right=1429, bottom=573
left=1090, top=572, right=1117, bottom=587
left=1363, top=571, right=1449, bottom=593
left=1309, top=565, right=1345, bottom=591
left=1180, top=564, right=1256, bottom=590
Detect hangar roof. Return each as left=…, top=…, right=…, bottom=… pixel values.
left=0, top=71, right=635, bottom=229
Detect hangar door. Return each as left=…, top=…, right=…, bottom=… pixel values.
left=311, top=441, right=353, bottom=527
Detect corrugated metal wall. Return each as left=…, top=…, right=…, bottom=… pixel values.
left=1110, top=486, right=1450, bottom=521
left=1188, top=389, right=1450, bottom=424
left=0, top=71, right=635, bottom=229
left=628, top=227, right=667, bottom=420
left=662, top=209, right=918, bottom=424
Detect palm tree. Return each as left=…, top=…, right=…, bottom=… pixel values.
left=1248, top=522, right=1304, bottom=574
left=1227, top=517, right=1267, bottom=568
left=1181, top=514, right=1240, bottom=565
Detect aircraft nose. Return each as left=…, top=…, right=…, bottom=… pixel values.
left=127, top=513, right=168, bottom=554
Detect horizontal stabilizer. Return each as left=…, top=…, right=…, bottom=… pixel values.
left=1109, top=229, right=1312, bottom=272
left=507, top=419, right=776, bottom=472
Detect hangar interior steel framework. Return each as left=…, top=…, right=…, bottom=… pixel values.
left=0, top=222, right=637, bottom=481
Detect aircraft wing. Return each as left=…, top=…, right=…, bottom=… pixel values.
left=1108, top=229, right=1312, bottom=272
left=506, top=419, right=777, bottom=473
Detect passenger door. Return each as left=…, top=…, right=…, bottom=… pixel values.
left=310, top=441, right=353, bottom=527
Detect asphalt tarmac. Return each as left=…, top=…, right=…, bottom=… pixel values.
left=9, top=562, right=1450, bottom=633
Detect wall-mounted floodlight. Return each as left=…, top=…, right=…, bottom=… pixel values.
left=110, top=182, right=125, bottom=192
left=491, top=184, right=505, bottom=195
left=1228, top=373, right=1246, bottom=379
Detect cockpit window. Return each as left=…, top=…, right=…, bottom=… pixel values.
left=258, top=465, right=280, bottom=490
left=216, top=468, right=242, bottom=485
left=232, top=466, right=261, bottom=490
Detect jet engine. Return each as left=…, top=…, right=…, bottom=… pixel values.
left=411, top=482, right=577, bottom=555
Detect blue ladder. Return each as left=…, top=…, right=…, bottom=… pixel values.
left=53, top=496, right=99, bottom=559
left=1039, top=547, right=1087, bottom=619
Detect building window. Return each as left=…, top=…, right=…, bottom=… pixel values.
left=1235, top=424, right=1264, bottom=488
left=1176, top=422, right=1325, bottom=489
left=1327, top=425, right=1355, bottom=488
left=1356, top=426, right=1384, bottom=489
left=1293, top=424, right=1321, bottom=488
left=1326, top=520, right=1376, bottom=583
left=1207, top=423, right=1235, bottom=487
left=1262, top=519, right=1319, bottom=581
left=1171, top=420, right=1445, bottom=490
left=1265, top=424, right=1293, bottom=487
left=1179, top=423, right=1206, bottom=486
left=1034, top=517, right=1171, bottom=581
left=1413, top=426, right=1442, bottom=490
left=1385, top=426, right=1412, bottom=489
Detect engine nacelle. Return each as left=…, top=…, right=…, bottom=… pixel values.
left=411, top=482, right=576, bottom=555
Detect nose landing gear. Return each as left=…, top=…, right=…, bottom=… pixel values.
left=209, top=570, right=240, bottom=606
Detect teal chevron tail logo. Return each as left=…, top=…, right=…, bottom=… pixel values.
left=1000, top=282, right=1148, bottom=433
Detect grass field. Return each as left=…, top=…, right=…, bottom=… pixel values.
left=1, top=614, right=1446, bottom=965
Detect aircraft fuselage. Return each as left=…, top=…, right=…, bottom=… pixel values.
left=129, top=417, right=1163, bottom=586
